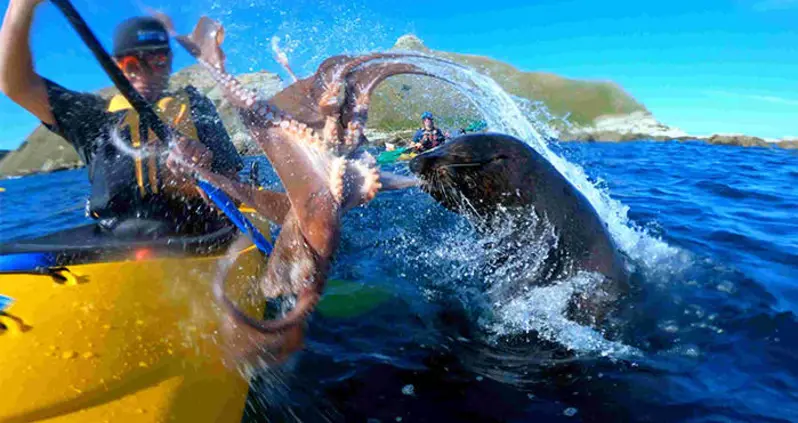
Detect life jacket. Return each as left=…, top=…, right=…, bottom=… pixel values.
left=106, top=89, right=198, bottom=199
left=89, top=86, right=242, bottom=231
left=85, top=88, right=204, bottom=223
left=416, top=127, right=445, bottom=151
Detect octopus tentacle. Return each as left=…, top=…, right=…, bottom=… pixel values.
left=212, top=234, right=318, bottom=365
left=165, top=15, right=454, bottom=364
left=271, top=36, right=298, bottom=83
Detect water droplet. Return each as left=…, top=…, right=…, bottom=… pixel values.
left=61, top=351, right=77, bottom=359
left=716, top=281, right=734, bottom=294
left=563, top=407, right=578, bottom=417
left=401, top=384, right=415, bottom=396
left=527, top=393, right=535, bottom=399
left=659, top=320, right=679, bottom=333
left=476, top=376, right=483, bottom=382
left=684, top=346, right=700, bottom=358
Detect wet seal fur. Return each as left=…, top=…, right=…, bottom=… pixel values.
left=409, top=132, right=629, bottom=327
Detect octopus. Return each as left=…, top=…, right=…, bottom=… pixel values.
left=153, top=14, right=454, bottom=365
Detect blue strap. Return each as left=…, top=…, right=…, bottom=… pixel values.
left=196, top=179, right=273, bottom=256
left=0, top=295, right=12, bottom=312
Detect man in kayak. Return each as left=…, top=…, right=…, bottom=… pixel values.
left=0, top=1, right=243, bottom=237
left=410, top=111, right=447, bottom=153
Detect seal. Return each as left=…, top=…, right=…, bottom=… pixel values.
left=409, top=132, right=629, bottom=326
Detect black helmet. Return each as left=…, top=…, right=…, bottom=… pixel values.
left=112, top=17, right=170, bottom=57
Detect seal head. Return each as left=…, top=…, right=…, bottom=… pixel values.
left=410, top=132, right=630, bottom=326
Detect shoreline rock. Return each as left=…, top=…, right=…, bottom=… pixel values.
left=559, top=112, right=796, bottom=149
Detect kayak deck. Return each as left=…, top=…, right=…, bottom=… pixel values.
left=0, top=220, right=270, bottom=422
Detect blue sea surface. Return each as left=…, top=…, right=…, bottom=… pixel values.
left=1, top=140, right=796, bottom=422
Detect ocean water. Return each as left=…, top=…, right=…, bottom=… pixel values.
left=1, top=140, right=796, bottom=422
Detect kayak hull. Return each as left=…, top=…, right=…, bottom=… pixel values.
left=0, top=224, right=270, bottom=422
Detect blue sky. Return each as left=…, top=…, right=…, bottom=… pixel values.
left=0, top=0, right=796, bottom=149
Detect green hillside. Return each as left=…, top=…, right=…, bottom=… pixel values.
left=366, top=35, right=647, bottom=131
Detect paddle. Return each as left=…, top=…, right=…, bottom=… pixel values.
left=49, top=0, right=273, bottom=255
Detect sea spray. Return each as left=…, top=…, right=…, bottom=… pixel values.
left=390, top=52, right=682, bottom=270
left=358, top=52, right=677, bottom=354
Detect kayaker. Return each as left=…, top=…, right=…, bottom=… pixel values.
left=0, top=1, right=243, bottom=237
left=410, top=111, right=447, bottom=153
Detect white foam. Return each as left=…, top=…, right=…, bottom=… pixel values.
left=489, top=271, right=640, bottom=357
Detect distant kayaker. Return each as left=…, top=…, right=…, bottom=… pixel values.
left=410, top=111, right=447, bottom=153
left=0, top=0, right=243, bottom=237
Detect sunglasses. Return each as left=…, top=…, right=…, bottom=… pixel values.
left=115, top=52, right=171, bottom=76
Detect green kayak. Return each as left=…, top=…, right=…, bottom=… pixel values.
left=316, top=279, right=393, bottom=318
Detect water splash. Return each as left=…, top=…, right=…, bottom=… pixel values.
left=356, top=53, right=687, bottom=355
left=396, top=203, right=637, bottom=356
left=489, top=270, right=640, bottom=357
left=391, top=52, right=682, bottom=271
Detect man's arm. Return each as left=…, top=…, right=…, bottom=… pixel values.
left=0, top=0, right=53, bottom=124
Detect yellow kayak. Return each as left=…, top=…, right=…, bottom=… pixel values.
left=0, top=216, right=272, bottom=422
left=376, top=149, right=418, bottom=165
left=397, top=152, right=418, bottom=161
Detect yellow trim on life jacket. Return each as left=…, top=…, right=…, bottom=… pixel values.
left=108, top=91, right=199, bottom=198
